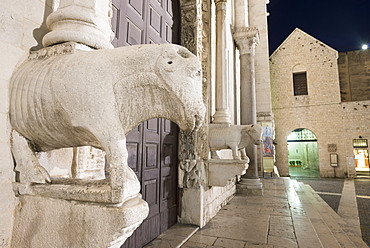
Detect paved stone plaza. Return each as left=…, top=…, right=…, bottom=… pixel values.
left=145, top=177, right=369, bottom=248
left=298, top=178, right=370, bottom=247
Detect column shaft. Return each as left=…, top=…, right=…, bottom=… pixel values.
left=213, top=0, right=231, bottom=124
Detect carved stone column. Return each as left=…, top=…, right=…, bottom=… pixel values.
left=42, top=0, right=114, bottom=49
left=234, top=27, right=263, bottom=195
left=212, top=0, right=231, bottom=124
left=178, top=0, right=209, bottom=228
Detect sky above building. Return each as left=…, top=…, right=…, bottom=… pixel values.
left=267, top=0, right=370, bottom=55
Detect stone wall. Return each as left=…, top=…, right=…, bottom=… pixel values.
left=203, top=178, right=236, bottom=222
left=0, top=1, right=52, bottom=246
left=341, top=101, right=370, bottom=158
left=339, top=50, right=370, bottom=102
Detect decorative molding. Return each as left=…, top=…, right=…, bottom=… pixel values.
left=28, top=41, right=91, bottom=60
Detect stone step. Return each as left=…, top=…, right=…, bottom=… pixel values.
left=287, top=179, right=366, bottom=248
left=144, top=224, right=199, bottom=248
left=300, top=181, right=368, bottom=248
left=287, top=179, right=355, bottom=247
left=297, top=182, right=358, bottom=248
left=284, top=178, right=324, bottom=248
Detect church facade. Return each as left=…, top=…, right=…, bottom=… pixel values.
left=0, top=0, right=272, bottom=247
left=270, top=28, right=370, bottom=178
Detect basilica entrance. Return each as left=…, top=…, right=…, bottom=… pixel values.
left=111, top=0, right=181, bottom=247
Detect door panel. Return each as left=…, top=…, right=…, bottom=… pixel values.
left=112, top=1, right=180, bottom=247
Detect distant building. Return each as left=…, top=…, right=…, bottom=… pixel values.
left=270, top=28, right=370, bottom=178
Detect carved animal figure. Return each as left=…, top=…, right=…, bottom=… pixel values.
left=10, top=43, right=206, bottom=202
left=209, top=124, right=262, bottom=160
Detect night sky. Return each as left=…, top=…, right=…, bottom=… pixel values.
left=267, top=0, right=370, bottom=55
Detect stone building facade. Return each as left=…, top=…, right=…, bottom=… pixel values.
left=270, top=28, right=370, bottom=178
left=0, top=0, right=272, bottom=247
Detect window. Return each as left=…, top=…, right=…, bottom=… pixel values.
left=293, top=72, right=308, bottom=96
left=353, top=139, right=368, bottom=148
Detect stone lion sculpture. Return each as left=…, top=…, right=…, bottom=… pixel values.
left=209, top=124, right=263, bottom=160
left=10, top=42, right=206, bottom=203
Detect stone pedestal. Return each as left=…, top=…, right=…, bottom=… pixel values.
left=11, top=195, right=149, bottom=248
left=208, top=159, right=249, bottom=187
left=180, top=187, right=205, bottom=228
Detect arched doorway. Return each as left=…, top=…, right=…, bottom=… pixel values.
left=111, top=0, right=181, bottom=247
left=287, top=128, right=320, bottom=178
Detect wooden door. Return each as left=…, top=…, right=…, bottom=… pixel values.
left=111, top=0, right=180, bottom=247
left=111, top=0, right=179, bottom=47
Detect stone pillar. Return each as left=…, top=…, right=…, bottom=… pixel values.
left=234, top=27, right=263, bottom=195
left=178, top=0, right=209, bottom=228
left=42, top=0, right=114, bottom=49
left=212, top=0, right=231, bottom=124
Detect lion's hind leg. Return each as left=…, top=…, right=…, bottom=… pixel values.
left=11, top=130, right=51, bottom=184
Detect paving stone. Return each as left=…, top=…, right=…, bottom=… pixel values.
left=213, top=237, right=245, bottom=248
left=188, top=234, right=217, bottom=246
left=267, top=235, right=298, bottom=248
left=181, top=241, right=207, bottom=248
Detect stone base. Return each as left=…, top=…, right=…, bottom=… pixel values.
left=237, top=178, right=263, bottom=196
left=11, top=194, right=149, bottom=248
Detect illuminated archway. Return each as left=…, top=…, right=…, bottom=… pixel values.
left=287, top=128, right=320, bottom=177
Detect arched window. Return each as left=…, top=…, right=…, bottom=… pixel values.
left=292, top=64, right=308, bottom=96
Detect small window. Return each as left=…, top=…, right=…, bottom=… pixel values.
left=293, top=72, right=308, bottom=96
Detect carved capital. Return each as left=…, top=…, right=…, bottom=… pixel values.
left=214, top=0, right=227, bottom=5
left=233, top=27, right=260, bottom=55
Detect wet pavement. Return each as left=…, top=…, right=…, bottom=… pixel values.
left=146, top=177, right=368, bottom=247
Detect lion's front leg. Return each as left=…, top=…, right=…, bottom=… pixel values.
left=101, top=136, right=141, bottom=202
left=231, top=145, right=241, bottom=160
left=240, top=148, right=249, bottom=161
left=11, top=130, right=51, bottom=184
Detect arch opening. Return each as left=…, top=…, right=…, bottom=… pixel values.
left=287, top=128, right=320, bottom=178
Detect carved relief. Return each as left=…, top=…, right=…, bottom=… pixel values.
left=328, top=144, right=337, bottom=152
left=177, top=0, right=211, bottom=189
left=179, top=159, right=207, bottom=188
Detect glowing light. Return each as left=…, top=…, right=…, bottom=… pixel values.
left=362, top=44, right=368, bottom=50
